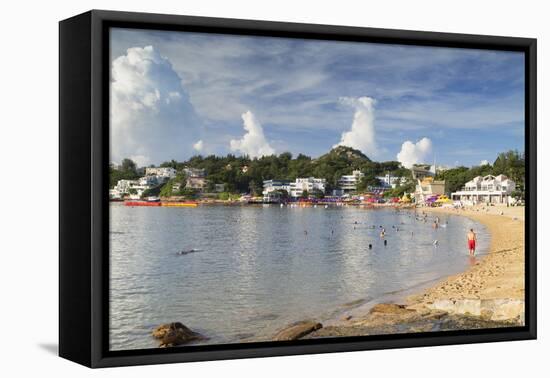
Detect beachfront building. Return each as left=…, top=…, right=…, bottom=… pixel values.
left=376, top=173, right=408, bottom=189
left=289, top=177, right=326, bottom=198
left=113, top=179, right=138, bottom=194
left=338, top=170, right=364, bottom=193
left=145, top=167, right=177, bottom=178
left=263, top=177, right=326, bottom=200
left=414, top=177, right=446, bottom=205
left=411, top=166, right=435, bottom=180
left=112, top=179, right=150, bottom=199
left=262, top=179, right=291, bottom=202
left=451, top=175, right=516, bottom=204
left=109, top=188, right=122, bottom=200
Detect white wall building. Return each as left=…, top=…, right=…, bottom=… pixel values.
left=451, top=174, right=516, bottom=204
left=112, top=179, right=146, bottom=199
left=338, top=170, right=364, bottom=192
left=113, top=176, right=168, bottom=199
left=139, top=175, right=168, bottom=187
left=376, top=173, right=408, bottom=189
left=263, top=177, right=326, bottom=200
left=262, top=179, right=291, bottom=201
left=114, top=179, right=138, bottom=194
left=289, top=177, right=326, bottom=198
left=145, top=167, right=177, bottom=178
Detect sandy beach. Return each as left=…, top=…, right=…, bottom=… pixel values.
left=408, top=205, right=525, bottom=305
left=302, top=204, right=525, bottom=340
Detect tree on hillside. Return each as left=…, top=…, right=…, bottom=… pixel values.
left=159, top=172, right=187, bottom=197
left=110, top=159, right=140, bottom=188
left=356, top=174, right=381, bottom=192
left=160, top=159, right=179, bottom=170
left=120, top=158, right=138, bottom=174
left=436, top=166, right=470, bottom=194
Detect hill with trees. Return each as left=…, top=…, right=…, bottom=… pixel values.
left=110, top=147, right=525, bottom=200
left=134, top=146, right=410, bottom=195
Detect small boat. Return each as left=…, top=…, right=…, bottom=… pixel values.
left=161, top=202, right=198, bottom=207
left=124, top=201, right=161, bottom=207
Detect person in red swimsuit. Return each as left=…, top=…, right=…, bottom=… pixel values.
left=467, top=228, right=477, bottom=255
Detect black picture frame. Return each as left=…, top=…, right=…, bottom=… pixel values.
left=59, top=9, right=537, bottom=368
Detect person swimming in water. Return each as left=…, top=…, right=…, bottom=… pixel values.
left=467, top=228, right=477, bottom=255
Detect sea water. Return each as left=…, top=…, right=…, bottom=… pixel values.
left=109, top=204, right=489, bottom=350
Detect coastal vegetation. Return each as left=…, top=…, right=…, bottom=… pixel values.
left=111, top=146, right=411, bottom=196
left=435, top=150, right=525, bottom=199
left=109, top=158, right=140, bottom=188
left=110, top=147, right=525, bottom=199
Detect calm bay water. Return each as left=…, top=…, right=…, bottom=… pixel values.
left=109, top=204, right=489, bottom=350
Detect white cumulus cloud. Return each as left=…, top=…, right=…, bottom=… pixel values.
left=193, top=140, right=204, bottom=152
left=397, top=137, right=433, bottom=169
left=480, top=159, right=490, bottom=166
left=110, top=45, right=201, bottom=165
left=334, top=96, right=377, bottom=157
left=230, top=111, right=275, bottom=158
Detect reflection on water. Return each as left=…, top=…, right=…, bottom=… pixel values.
left=109, top=204, right=489, bottom=350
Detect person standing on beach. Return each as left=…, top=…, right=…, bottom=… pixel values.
left=467, top=228, right=477, bottom=255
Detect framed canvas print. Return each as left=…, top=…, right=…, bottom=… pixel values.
left=59, top=10, right=537, bottom=368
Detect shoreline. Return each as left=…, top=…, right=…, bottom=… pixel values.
left=302, top=204, right=525, bottom=340
left=142, top=204, right=526, bottom=347
left=407, top=205, right=525, bottom=305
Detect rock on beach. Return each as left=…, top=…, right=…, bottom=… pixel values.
left=152, top=322, right=206, bottom=347
left=273, top=320, right=323, bottom=341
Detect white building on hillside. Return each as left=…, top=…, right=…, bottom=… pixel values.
left=139, top=175, right=168, bottom=187
left=376, top=173, right=408, bottom=189
left=451, top=174, right=516, bottom=204
left=145, top=167, right=177, bottom=178
left=183, top=167, right=206, bottom=178
left=262, top=178, right=326, bottom=200
left=289, top=177, right=326, bottom=198
left=338, top=170, right=364, bottom=193
left=112, top=179, right=147, bottom=199
left=262, top=179, right=291, bottom=201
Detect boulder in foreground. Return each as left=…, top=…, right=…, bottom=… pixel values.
left=273, top=320, right=323, bottom=341
left=152, top=322, right=206, bottom=347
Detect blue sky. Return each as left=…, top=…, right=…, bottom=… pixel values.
left=110, top=28, right=525, bottom=168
